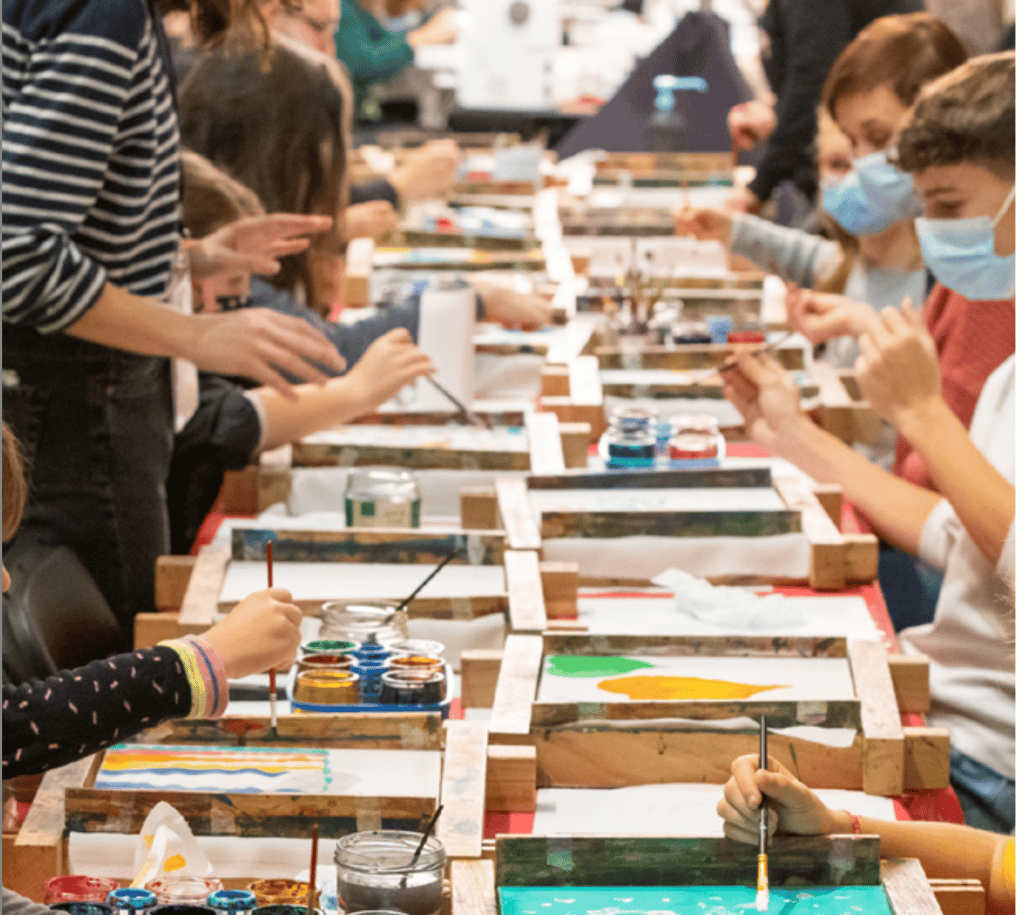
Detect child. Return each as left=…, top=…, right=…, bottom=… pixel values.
left=717, top=753, right=1014, bottom=914
left=722, top=53, right=1014, bottom=832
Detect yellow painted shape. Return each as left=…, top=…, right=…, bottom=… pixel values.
left=163, top=854, right=187, bottom=872
left=596, top=675, right=787, bottom=700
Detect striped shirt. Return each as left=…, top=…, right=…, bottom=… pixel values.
left=2, top=0, right=180, bottom=333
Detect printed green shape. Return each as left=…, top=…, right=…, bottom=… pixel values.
left=546, top=655, right=656, bottom=678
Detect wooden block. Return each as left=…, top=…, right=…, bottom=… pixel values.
left=485, top=745, right=536, bottom=813
left=489, top=635, right=544, bottom=742
left=844, top=533, right=879, bottom=582
left=539, top=561, right=578, bottom=619
left=526, top=412, right=565, bottom=475
left=134, top=612, right=208, bottom=649
left=461, top=487, right=499, bottom=531
left=460, top=649, right=505, bottom=709
left=178, top=544, right=230, bottom=627
left=903, top=726, right=950, bottom=790
left=13, top=756, right=95, bottom=901
left=558, top=422, right=592, bottom=470
left=496, top=477, right=541, bottom=551
left=256, top=465, right=293, bottom=514
left=928, top=879, right=985, bottom=915
left=880, top=858, right=944, bottom=915
left=220, top=466, right=259, bottom=516
left=775, top=476, right=846, bottom=590
left=540, top=365, right=571, bottom=397
left=154, top=555, right=197, bottom=612
left=451, top=859, right=497, bottom=915
left=539, top=508, right=801, bottom=540
left=812, top=484, right=844, bottom=530
left=849, top=640, right=905, bottom=796
left=504, top=550, right=547, bottom=634
left=495, top=835, right=880, bottom=888
left=439, top=721, right=489, bottom=859
left=345, top=237, right=374, bottom=308
left=569, top=356, right=607, bottom=438
left=888, top=655, right=930, bottom=715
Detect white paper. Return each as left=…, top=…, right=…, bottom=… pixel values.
left=415, top=283, right=476, bottom=409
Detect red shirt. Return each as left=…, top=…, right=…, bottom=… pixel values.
left=891, top=284, right=1015, bottom=489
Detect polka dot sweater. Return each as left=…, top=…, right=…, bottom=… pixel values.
left=2, top=637, right=227, bottom=778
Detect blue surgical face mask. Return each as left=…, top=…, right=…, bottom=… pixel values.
left=822, top=151, right=920, bottom=235
left=915, top=185, right=1016, bottom=300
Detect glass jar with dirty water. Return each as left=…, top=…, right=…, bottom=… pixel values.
left=345, top=467, right=421, bottom=529
left=319, top=601, right=408, bottom=646
left=335, top=831, right=445, bottom=915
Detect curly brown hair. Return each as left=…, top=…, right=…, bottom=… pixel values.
left=2, top=423, right=26, bottom=543
left=895, top=52, right=1015, bottom=180
left=822, top=13, right=967, bottom=120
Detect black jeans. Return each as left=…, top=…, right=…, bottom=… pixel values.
left=3, top=326, right=174, bottom=646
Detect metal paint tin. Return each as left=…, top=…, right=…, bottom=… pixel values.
left=344, top=468, right=420, bottom=529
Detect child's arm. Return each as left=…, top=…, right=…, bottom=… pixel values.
left=723, top=351, right=942, bottom=555
left=2, top=589, right=301, bottom=779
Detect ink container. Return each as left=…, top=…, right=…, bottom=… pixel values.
left=345, top=468, right=421, bottom=529
left=296, top=653, right=354, bottom=674
left=335, top=831, right=445, bottom=915
left=146, top=878, right=223, bottom=906
left=208, top=890, right=257, bottom=915
left=293, top=669, right=361, bottom=705
left=351, top=658, right=389, bottom=701
left=386, top=655, right=445, bottom=676
left=45, top=877, right=121, bottom=905
left=668, top=414, right=723, bottom=467
left=604, top=405, right=656, bottom=469
left=379, top=670, right=446, bottom=705
left=108, top=888, right=158, bottom=914
left=319, top=602, right=408, bottom=646
left=300, top=639, right=358, bottom=657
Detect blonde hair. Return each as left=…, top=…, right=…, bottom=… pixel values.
left=2, top=423, right=26, bottom=543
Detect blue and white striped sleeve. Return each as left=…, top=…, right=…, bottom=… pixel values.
left=1, top=7, right=142, bottom=332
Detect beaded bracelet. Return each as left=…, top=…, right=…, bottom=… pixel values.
left=842, top=810, right=861, bottom=834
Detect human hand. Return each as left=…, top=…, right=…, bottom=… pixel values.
left=188, top=214, right=334, bottom=280
left=408, top=6, right=460, bottom=45
left=345, top=201, right=399, bottom=240
left=724, top=184, right=764, bottom=215
left=390, top=139, right=461, bottom=202
left=785, top=286, right=874, bottom=345
left=346, top=328, right=435, bottom=410
left=855, top=298, right=942, bottom=429
left=728, top=100, right=776, bottom=150
left=201, top=587, right=303, bottom=679
left=717, top=754, right=848, bottom=845
left=188, top=308, right=347, bottom=397
left=674, top=205, right=733, bottom=246
left=478, top=284, right=552, bottom=330
left=721, top=350, right=806, bottom=455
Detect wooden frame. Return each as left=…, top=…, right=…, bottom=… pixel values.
left=488, top=633, right=949, bottom=797
left=538, top=356, right=607, bottom=440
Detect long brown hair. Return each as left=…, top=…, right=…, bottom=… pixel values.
left=179, top=39, right=349, bottom=305
left=2, top=423, right=26, bottom=543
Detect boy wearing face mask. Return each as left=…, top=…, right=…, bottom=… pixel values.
left=722, top=53, right=1015, bottom=834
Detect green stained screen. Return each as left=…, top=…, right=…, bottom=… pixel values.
left=498, top=886, right=894, bottom=915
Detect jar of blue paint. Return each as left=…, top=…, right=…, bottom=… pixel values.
left=605, top=405, right=656, bottom=468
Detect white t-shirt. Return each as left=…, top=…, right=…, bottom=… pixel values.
left=901, top=355, right=1015, bottom=780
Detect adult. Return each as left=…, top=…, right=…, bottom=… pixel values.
left=2, top=0, right=344, bottom=643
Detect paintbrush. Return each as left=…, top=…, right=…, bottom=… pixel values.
left=425, top=375, right=489, bottom=430
left=400, top=804, right=445, bottom=889
left=396, top=549, right=461, bottom=613
left=756, top=715, right=770, bottom=912
left=307, top=822, right=319, bottom=915
left=692, top=333, right=794, bottom=384
left=266, top=541, right=278, bottom=734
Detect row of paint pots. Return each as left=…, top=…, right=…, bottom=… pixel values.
left=294, top=638, right=447, bottom=706
left=43, top=830, right=446, bottom=915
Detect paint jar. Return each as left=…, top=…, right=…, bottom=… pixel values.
left=388, top=639, right=445, bottom=660
left=148, top=906, right=216, bottom=915
left=252, top=907, right=323, bottom=915
left=354, top=643, right=393, bottom=662
left=345, top=468, right=421, bottom=529
left=296, top=653, right=354, bottom=674
left=386, top=655, right=445, bottom=676
left=300, top=639, right=358, bottom=656
left=319, top=602, right=408, bottom=646
left=49, top=904, right=115, bottom=915
left=705, top=314, right=733, bottom=344
left=668, top=414, right=721, bottom=462
left=294, top=669, right=361, bottom=705
left=352, top=658, right=389, bottom=701
left=208, top=890, right=258, bottom=915
left=335, top=831, right=445, bottom=915
left=107, top=889, right=156, bottom=914
left=605, top=405, right=656, bottom=468
left=379, top=670, right=446, bottom=706
left=45, top=878, right=122, bottom=905
left=247, top=881, right=319, bottom=909
left=146, top=879, right=223, bottom=907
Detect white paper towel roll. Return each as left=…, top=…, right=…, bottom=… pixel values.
left=416, top=281, right=476, bottom=410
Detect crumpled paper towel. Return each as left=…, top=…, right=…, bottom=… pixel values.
left=132, top=801, right=213, bottom=887
left=653, top=568, right=805, bottom=630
